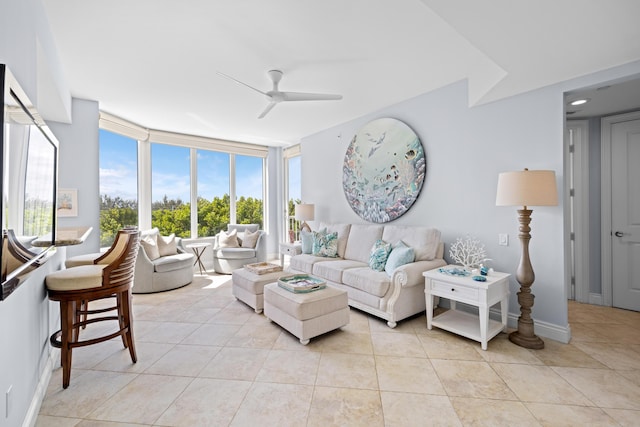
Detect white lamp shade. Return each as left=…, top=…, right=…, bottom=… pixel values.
left=496, top=170, right=558, bottom=207
left=294, top=203, right=315, bottom=221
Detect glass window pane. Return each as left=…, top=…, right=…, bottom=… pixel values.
left=99, top=129, right=138, bottom=247
left=236, top=155, right=264, bottom=228
left=197, top=149, right=230, bottom=236
left=151, top=143, right=191, bottom=237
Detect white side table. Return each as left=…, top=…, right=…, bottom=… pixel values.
left=279, top=242, right=302, bottom=266
left=423, top=267, right=510, bottom=350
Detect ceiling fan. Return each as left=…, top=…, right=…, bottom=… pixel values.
left=217, top=69, right=343, bottom=119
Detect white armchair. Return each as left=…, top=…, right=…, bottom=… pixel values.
left=212, top=224, right=267, bottom=274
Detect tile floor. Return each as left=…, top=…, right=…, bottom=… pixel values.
left=36, top=274, right=640, bottom=426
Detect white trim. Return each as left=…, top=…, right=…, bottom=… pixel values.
left=137, top=140, right=152, bottom=230
left=588, top=292, right=603, bottom=306
left=229, top=154, right=236, bottom=222
left=601, top=110, right=640, bottom=307
left=99, top=111, right=148, bottom=141
left=283, top=144, right=301, bottom=159
left=149, top=129, right=268, bottom=157
left=190, top=148, right=198, bottom=237
left=22, top=349, right=58, bottom=427
left=99, top=111, right=269, bottom=157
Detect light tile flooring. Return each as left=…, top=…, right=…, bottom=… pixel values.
left=37, top=274, right=640, bottom=426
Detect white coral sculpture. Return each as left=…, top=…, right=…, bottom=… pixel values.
left=449, top=235, right=489, bottom=270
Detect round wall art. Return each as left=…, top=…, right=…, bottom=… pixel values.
left=342, top=117, right=426, bottom=223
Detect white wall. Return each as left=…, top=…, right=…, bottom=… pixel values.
left=302, top=79, right=567, bottom=338
left=0, top=1, right=78, bottom=425
left=49, top=98, right=101, bottom=258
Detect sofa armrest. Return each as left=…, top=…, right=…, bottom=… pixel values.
left=392, top=259, right=447, bottom=288
left=254, top=230, right=267, bottom=262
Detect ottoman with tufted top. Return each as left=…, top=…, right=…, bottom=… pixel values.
left=263, top=282, right=349, bottom=345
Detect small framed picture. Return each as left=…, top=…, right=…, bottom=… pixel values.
left=57, top=188, right=78, bottom=217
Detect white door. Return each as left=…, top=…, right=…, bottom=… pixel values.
left=611, top=117, right=640, bottom=311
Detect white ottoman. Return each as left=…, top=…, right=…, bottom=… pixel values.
left=263, top=282, right=350, bottom=345
left=231, top=268, right=286, bottom=313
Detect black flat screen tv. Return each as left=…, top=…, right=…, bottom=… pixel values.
left=1, top=64, right=58, bottom=300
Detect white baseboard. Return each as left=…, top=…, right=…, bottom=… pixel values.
left=588, top=293, right=603, bottom=306
left=504, top=312, right=572, bottom=344
left=22, top=349, right=58, bottom=427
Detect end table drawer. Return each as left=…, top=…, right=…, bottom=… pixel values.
left=282, top=246, right=300, bottom=255
left=432, top=280, right=478, bottom=300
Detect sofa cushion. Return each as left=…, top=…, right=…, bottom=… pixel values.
left=369, top=239, right=392, bottom=271
left=319, top=223, right=351, bottom=258
left=382, top=226, right=441, bottom=261
left=385, top=240, right=415, bottom=276
left=289, top=254, right=330, bottom=274
left=242, top=229, right=260, bottom=248
left=313, top=259, right=366, bottom=283
left=214, top=247, right=256, bottom=260
left=153, top=253, right=195, bottom=273
left=342, top=267, right=391, bottom=298
left=141, top=235, right=160, bottom=260
left=157, top=233, right=177, bottom=256
left=344, top=224, right=384, bottom=263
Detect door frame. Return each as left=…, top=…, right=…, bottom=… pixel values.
left=601, top=110, right=640, bottom=306
left=565, top=120, right=590, bottom=302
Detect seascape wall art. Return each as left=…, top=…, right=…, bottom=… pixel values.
left=342, top=118, right=426, bottom=223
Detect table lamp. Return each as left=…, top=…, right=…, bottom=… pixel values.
left=295, top=203, right=315, bottom=232
left=496, top=168, right=558, bottom=349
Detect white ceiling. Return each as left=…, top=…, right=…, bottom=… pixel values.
left=43, top=0, right=640, bottom=146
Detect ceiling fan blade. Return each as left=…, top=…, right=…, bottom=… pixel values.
left=258, top=101, right=277, bottom=119
left=281, top=91, right=343, bottom=102
left=216, top=71, right=266, bottom=96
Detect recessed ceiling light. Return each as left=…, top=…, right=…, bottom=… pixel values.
left=570, top=99, right=590, bottom=106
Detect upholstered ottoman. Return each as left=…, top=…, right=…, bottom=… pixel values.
left=263, top=282, right=350, bottom=345
left=232, top=268, right=286, bottom=313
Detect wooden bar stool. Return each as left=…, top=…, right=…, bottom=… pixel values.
left=46, top=229, right=140, bottom=388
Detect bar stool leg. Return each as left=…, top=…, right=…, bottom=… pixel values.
left=60, top=300, right=75, bottom=389
left=121, top=289, right=137, bottom=362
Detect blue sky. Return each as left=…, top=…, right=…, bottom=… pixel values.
left=100, top=129, right=301, bottom=202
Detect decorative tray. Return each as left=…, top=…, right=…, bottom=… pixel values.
left=277, top=274, right=326, bottom=293
left=244, top=262, right=283, bottom=275
left=438, top=267, right=471, bottom=277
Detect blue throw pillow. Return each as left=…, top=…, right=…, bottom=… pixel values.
left=368, top=239, right=392, bottom=271
left=385, top=241, right=415, bottom=276
left=300, top=229, right=313, bottom=254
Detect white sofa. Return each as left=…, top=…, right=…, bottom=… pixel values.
left=287, top=223, right=446, bottom=328
left=133, top=228, right=195, bottom=293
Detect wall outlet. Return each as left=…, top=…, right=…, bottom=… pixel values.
left=6, top=385, right=12, bottom=418
left=498, top=233, right=509, bottom=246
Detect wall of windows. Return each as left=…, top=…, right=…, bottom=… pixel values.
left=99, top=115, right=268, bottom=245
